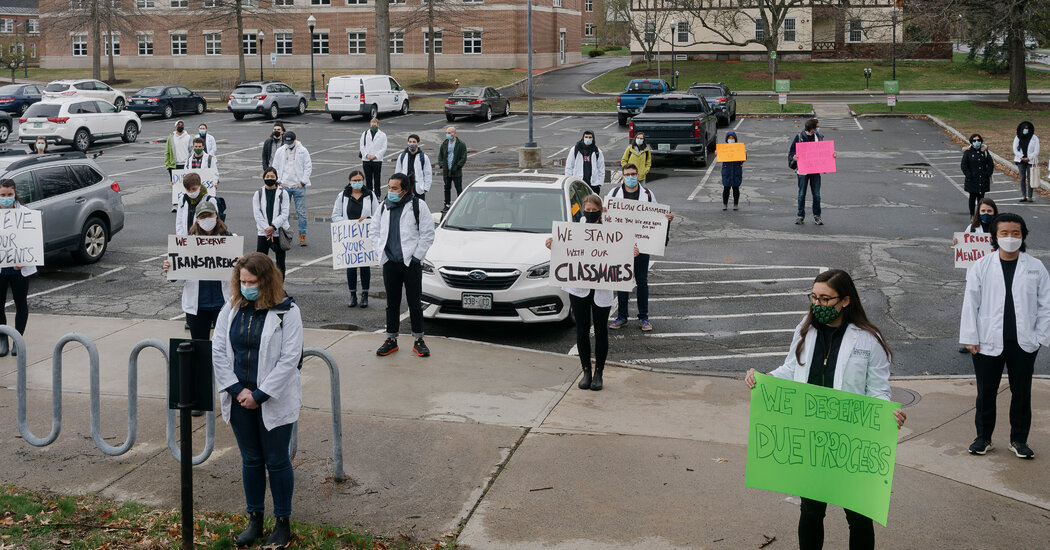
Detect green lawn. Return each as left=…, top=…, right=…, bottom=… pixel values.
left=587, top=59, right=1050, bottom=93
left=738, top=100, right=813, bottom=114
left=582, top=45, right=631, bottom=57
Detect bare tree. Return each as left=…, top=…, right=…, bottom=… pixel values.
left=956, top=0, right=1049, bottom=105
left=184, top=0, right=285, bottom=82
left=593, top=0, right=631, bottom=48
left=392, top=0, right=471, bottom=84
left=376, top=0, right=391, bottom=75
left=607, top=0, right=674, bottom=69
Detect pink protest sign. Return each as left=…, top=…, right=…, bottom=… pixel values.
left=796, top=140, right=836, bottom=175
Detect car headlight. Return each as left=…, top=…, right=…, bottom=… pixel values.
left=526, top=262, right=550, bottom=279
left=422, top=260, right=435, bottom=275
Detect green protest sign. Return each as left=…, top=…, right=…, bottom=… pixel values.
left=745, top=373, right=900, bottom=526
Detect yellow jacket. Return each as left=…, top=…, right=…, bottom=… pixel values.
left=621, top=144, right=652, bottom=180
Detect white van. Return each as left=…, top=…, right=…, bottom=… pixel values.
left=326, top=75, right=409, bottom=121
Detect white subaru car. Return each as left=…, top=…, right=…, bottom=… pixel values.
left=18, top=99, right=141, bottom=152
left=42, top=79, right=128, bottom=111
left=421, top=172, right=596, bottom=323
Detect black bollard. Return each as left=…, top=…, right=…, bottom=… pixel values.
left=176, top=341, right=195, bottom=550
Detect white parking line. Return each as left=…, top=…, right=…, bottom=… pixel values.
left=646, top=311, right=806, bottom=321
left=648, top=276, right=813, bottom=287
left=11, top=266, right=127, bottom=308
left=424, top=118, right=447, bottom=126
left=653, top=260, right=826, bottom=269
left=627, top=351, right=785, bottom=365
left=654, top=266, right=822, bottom=272
left=645, top=332, right=709, bottom=338
left=284, top=253, right=334, bottom=276
left=738, top=329, right=797, bottom=335
left=109, top=144, right=262, bottom=177
left=547, top=146, right=569, bottom=159
left=649, top=291, right=807, bottom=302
left=138, top=253, right=167, bottom=263
left=732, top=118, right=745, bottom=131
left=542, top=117, right=569, bottom=128
left=602, top=120, right=618, bottom=130
left=469, top=146, right=497, bottom=157
left=853, top=117, right=864, bottom=131
left=687, top=162, right=718, bottom=201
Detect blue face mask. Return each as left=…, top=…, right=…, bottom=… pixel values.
left=446, top=134, right=453, bottom=141
left=351, top=181, right=364, bottom=190
left=1023, top=128, right=1030, bottom=135
left=624, top=176, right=639, bottom=188
left=199, top=129, right=206, bottom=136
left=388, top=191, right=402, bottom=203
left=240, top=285, right=259, bottom=301
left=583, top=138, right=593, bottom=146
left=972, top=140, right=982, bottom=148
left=0, top=196, right=15, bottom=208
left=979, top=213, right=994, bottom=224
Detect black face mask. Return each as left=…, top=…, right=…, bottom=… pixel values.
left=273, top=131, right=281, bottom=139
left=264, top=179, right=278, bottom=187
left=583, top=211, right=602, bottom=223
left=176, top=125, right=184, bottom=132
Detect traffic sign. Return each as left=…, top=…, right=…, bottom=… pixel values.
left=775, top=79, right=790, bottom=93
left=883, top=80, right=899, bottom=94
left=769, top=51, right=777, bottom=59
left=270, top=53, right=277, bottom=65
left=778, top=93, right=788, bottom=105
left=887, top=94, right=897, bottom=107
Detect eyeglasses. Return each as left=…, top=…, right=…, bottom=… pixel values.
left=807, top=293, right=841, bottom=306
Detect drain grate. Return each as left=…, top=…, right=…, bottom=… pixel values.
left=898, top=162, right=934, bottom=178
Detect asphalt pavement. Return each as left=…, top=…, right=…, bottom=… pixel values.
left=532, top=57, right=630, bottom=99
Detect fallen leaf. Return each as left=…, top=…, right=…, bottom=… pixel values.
left=713, top=457, right=729, bottom=463
left=59, top=540, right=71, bottom=546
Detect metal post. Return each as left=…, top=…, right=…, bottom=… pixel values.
left=176, top=341, right=195, bottom=550
left=892, top=9, right=897, bottom=81
left=22, top=25, right=27, bottom=78
left=525, top=0, right=535, bottom=148
left=656, top=27, right=661, bottom=82
left=308, top=16, right=317, bottom=101
left=258, top=32, right=264, bottom=82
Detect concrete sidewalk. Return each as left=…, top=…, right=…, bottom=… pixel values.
left=1, top=314, right=1048, bottom=548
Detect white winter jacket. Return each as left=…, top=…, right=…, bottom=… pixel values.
left=960, top=251, right=1050, bottom=356
left=360, top=129, right=388, bottom=161
left=769, top=320, right=892, bottom=401
left=331, top=191, right=379, bottom=222
left=252, top=186, right=291, bottom=235
left=564, top=145, right=606, bottom=190
left=272, top=144, right=313, bottom=188
left=394, top=150, right=433, bottom=194
left=369, top=197, right=436, bottom=266
left=1013, top=134, right=1040, bottom=165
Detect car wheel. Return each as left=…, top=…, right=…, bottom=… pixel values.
left=297, top=99, right=307, bottom=115
left=368, top=104, right=378, bottom=120
left=196, top=101, right=206, bottom=115
left=113, top=97, right=125, bottom=111
left=268, top=103, right=279, bottom=119
left=617, top=114, right=628, bottom=126
left=233, top=112, right=245, bottom=120
left=400, top=100, right=409, bottom=116
left=162, top=104, right=174, bottom=119
left=121, top=121, right=138, bottom=143
left=0, top=123, right=8, bottom=143
left=483, top=106, right=492, bottom=122
left=331, top=113, right=342, bottom=121
left=73, top=128, right=91, bottom=152
left=503, top=102, right=510, bottom=117
left=445, top=113, right=455, bottom=122
left=74, top=216, right=109, bottom=264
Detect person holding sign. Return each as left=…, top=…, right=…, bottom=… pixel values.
left=607, top=163, right=673, bottom=333
left=565, top=130, right=606, bottom=194
left=212, top=252, right=302, bottom=549
left=163, top=200, right=233, bottom=341
left=619, top=132, right=652, bottom=185
left=745, top=269, right=905, bottom=549
left=253, top=168, right=291, bottom=278
left=0, top=179, right=37, bottom=358
left=953, top=198, right=999, bottom=353
left=332, top=170, right=379, bottom=309
left=960, top=213, right=1050, bottom=459
left=174, top=173, right=218, bottom=237
left=961, top=133, right=994, bottom=217
left=788, top=118, right=835, bottom=226
left=720, top=131, right=745, bottom=211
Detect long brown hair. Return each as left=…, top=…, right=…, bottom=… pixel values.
left=795, top=269, right=891, bottom=365
left=189, top=215, right=229, bottom=236
left=968, top=197, right=998, bottom=232
left=229, top=252, right=286, bottom=310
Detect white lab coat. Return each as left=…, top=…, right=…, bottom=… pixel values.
left=185, top=153, right=220, bottom=184
left=959, top=251, right=1050, bottom=355
left=394, top=150, right=433, bottom=195
left=252, top=186, right=291, bottom=236
left=963, top=223, right=985, bottom=234
left=174, top=193, right=218, bottom=236
left=179, top=278, right=232, bottom=316
left=606, top=184, right=656, bottom=203
left=194, top=133, right=217, bottom=156
left=272, top=144, right=313, bottom=188
left=360, top=128, right=388, bottom=161
left=212, top=301, right=303, bottom=431
left=331, top=191, right=379, bottom=222
left=369, top=198, right=436, bottom=266
left=769, top=320, right=892, bottom=401
left=1013, top=134, right=1040, bottom=165
left=564, top=145, right=606, bottom=190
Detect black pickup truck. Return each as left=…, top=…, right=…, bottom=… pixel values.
left=627, top=93, right=718, bottom=166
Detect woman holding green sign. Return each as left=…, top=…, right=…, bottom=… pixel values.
left=745, top=269, right=906, bottom=550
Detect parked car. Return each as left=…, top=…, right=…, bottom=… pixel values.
left=628, top=93, right=718, bottom=166
left=227, top=81, right=307, bottom=120
left=688, top=82, right=737, bottom=126
left=127, top=85, right=207, bottom=119
left=325, top=74, right=409, bottom=121
left=41, top=79, right=127, bottom=111
left=0, top=111, right=11, bottom=143
left=0, top=84, right=43, bottom=116
left=617, top=79, right=674, bottom=126
left=0, top=150, right=125, bottom=263
left=421, top=172, right=595, bottom=323
left=18, top=99, right=141, bottom=152
left=444, top=86, right=510, bottom=122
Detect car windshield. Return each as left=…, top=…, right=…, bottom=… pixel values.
left=692, top=87, right=723, bottom=98
left=443, top=188, right=565, bottom=233
left=451, top=87, right=483, bottom=97
left=44, top=83, right=69, bottom=92
left=643, top=98, right=702, bottom=113
left=628, top=81, right=664, bottom=93
left=136, top=86, right=166, bottom=96
left=24, top=103, right=60, bottom=118
left=233, top=85, right=262, bottom=94
left=0, top=85, right=21, bottom=95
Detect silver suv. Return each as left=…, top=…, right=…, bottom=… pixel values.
left=227, top=81, right=308, bottom=120
left=0, top=151, right=125, bottom=263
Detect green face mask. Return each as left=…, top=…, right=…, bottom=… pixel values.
left=812, top=304, right=841, bottom=325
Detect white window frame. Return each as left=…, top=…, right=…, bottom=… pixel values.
left=170, top=33, right=187, bottom=56
left=310, top=0, right=330, bottom=4
left=783, top=18, right=796, bottom=43
left=584, top=0, right=592, bottom=11
left=754, top=19, right=765, bottom=42
left=30, top=43, right=36, bottom=58
left=137, top=32, right=153, bottom=56
left=389, top=31, right=404, bottom=54
left=28, top=19, right=39, bottom=34
left=135, top=0, right=154, bottom=7
left=275, top=32, right=293, bottom=55
left=848, top=19, right=863, bottom=43
left=170, top=0, right=188, bottom=7
left=72, top=33, right=87, bottom=56
left=584, top=24, right=595, bottom=37
left=242, top=32, right=258, bottom=55
left=204, top=32, right=222, bottom=55
left=553, top=0, right=562, bottom=7
left=423, top=30, right=442, bottom=54
left=675, top=22, right=689, bottom=44
left=203, top=0, right=217, bottom=6
left=0, top=19, right=13, bottom=33
left=346, top=0, right=366, bottom=3
left=463, top=30, right=482, bottom=55
left=312, top=31, right=330, bottom=55
left=347, top=31, right=366, bottom=54
left=104, top=32, right=120, bottom=56
left=274, top=0, right=294, bottom=5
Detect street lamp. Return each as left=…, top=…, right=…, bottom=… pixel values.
left=670, top=20, right=676, bottom=89
left=864, top=67, right=872, bottom=89
left=257, top=31, right=264, bottom=81
left=307, top=14, right=317, bottom=101
left=525, top=0, right=535, bottom=148
left=891, top=6, right=898, bottom=81
left=16, top=22, right=27, bottom=78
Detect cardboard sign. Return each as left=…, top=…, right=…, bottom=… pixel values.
left=549, top=221, right=636, bottom=291
left=603, top=198, right=670, bottom=256
left=331, top=220, right=380, bottom=269
left=716, top=142, right=747, bottom=163
left=0, top=208, right=44, bottom=268
left=170, top=167, right=218, bottom=204
left=745, top=373, right=900, bottom=526
left=954, top=232, right=993, bottom=268
left=796, top=140, right=836, bottom=175
left=166, top=235, right=244, bottom=281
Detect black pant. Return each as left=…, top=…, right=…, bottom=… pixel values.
left=186, top=308, right=221, bottom=341
left=798, top=497, right=874, bottom=550
left=972, top=340, right=1036, bottom=444
left=363, top=161, right=383, bottom=197
left=0, top=273, right=29, bottom=334
left=443, top=174, right=463, bottom=209
left=256, top=236, right=286, bottom=279
left=723, top=186, right=740, bottom=206
left=569, top=291, right=610, bottom=371
left=346, top=266, right=371, bottom=293
left=968, top=192, right=985, bottom=217
left=383, top=260, right=424, bottom=338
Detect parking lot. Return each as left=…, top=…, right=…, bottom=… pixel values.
left=9, top=108, right=1050, bottom=376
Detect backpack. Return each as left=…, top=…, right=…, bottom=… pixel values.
left=181, top=193, right=225, bottom=226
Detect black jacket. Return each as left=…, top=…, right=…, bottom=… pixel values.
left=961, top=144, right=994, bottom=193
left=261, top=137, right=282, bottom=170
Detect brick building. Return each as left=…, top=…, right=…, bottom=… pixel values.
left=39, top=0, right=582, bottom=70
left=0, top=0, right=40, bottom=66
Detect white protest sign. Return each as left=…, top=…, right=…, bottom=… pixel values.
left=549, top=221, right=636, bottom=291
left=171, top=167, right=218, bottom=204
left=166, top=235, right=244, bottom=281
left=331, top=220, right=380, bottom=269
left=954, top=232, right=993, bottom=268
left=604, top=197, right=670, bottom=256
left=0, top=209, right=44, bottom=268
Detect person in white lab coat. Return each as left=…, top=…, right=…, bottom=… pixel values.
left=960, top=212, right=1050, bottom=459
left=745, top=269, right=906, bottom=550
left=394, top=134, right=432, bottom=198
left=1013, top=121, right=1039, bottom=202
left=359, top=118, right=388, bottom=196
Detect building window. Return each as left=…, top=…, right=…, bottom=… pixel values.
left=30, top=43, right=36, bottom=58
left=424, top=31, right=442, bottom=54
left=348, top=32, right=366, bottom=54
left=205, top=33, right=222, bottom=55
left=28, top=19, right=39, bottom=34
left=462, top=0, right=481, bottom=3
left=390, top=0, right=404, bottom=3
left=243, top=33, right=257, bottom=55
left=275, top=32, right=292, bottom=54
left=783, top=18, right=796, bottom=43
left=389, top=31, right=403, bottom=54
left=170, top=0, right=187, bottom=7
left=170, top=33, right=187, bottom=55
left=346, top=0, right=365, bottom=3
left=584, top=24, right=595, bottom=37
left=274, top=0, right=293, bottom=5
left=553, top=0, right=561, bottom=6
left=203, top=0, right=217, bottom=6
left=136, top=0, right=154, bottom=7
left=584, top=0, right=592, bottom=11
left=0, top=19, right=12, bottom=33
left=311, top=0, right=330, bottom=4
left=72, top=34, right=87, bottom=56
left=312, top=32, right=329, bottom=54
left=104, top=33, right=120, bottom=56
left=676, top=22, right=689, bottom=44
left=848, top=19, right=863, bottom=43
left=463, top=30, right=481, bottom=54
left=137, top=33, right=153, bottom=55
left=754, top=18, right=766, bottom=41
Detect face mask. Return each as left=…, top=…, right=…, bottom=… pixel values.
left=979, top=213, right=994, bottom=224
left=812, top=304, right=840, bottom=325
left=350, top=181, right=364, bottom=190
left=264, top=179, right=278, bottom=187
left=635, top=138, right=644, bottom=146
left=193, top=148, right=204, bottom=155
left=273, top=131, right=281, bottom=138
left=186, top=188, right=201, bottom=199
left=972, top=140, right=982, bottom=148
left=1023, top=128, right=1030, bottom=135
left=176, top=125, right=184, bottom=132
left=198, top=129, right=206, bottom=136
left=240, top=285, right=259, bottom=301
left=35, top=143, right=45, bottom=151
left=624, top=175, right=639, bottom=188
left=583, top=138, right=593, bottom=146
left=388, top=191, right=402, bottom=203
left=583, top=210, right=601, bottom=223
left=0, top=196, right=15, bottom=208
left=197, top=217, right=217, bottom=232
left=446, top=134, right=454, bottom=141
left=408, top=144, right=418, bottom=152
left=998, top=236, right=1023, bottom=253
left=286, top=142, right=295, bottom=149
left=370, top=125, right=378, bottom=131
left=727, top=138, right=736, bottom=143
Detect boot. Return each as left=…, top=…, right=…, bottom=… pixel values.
left=578, top=366, right=592, bottom=389
left=265, top=516, right=291, bottom=548
left=360, top=293, right=369, bottom=308
left=348, top=292, right=358, bottom=308
left=234, top=511, right=264, bottom=546
left=590, top=366, right=604, bottom=391
left=0, top=336, right=8, bottom=357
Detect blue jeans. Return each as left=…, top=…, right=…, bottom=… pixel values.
left=229, top=401, right=294, bottom=517
left=287, top=185, right=308, bottom=236
left=617, top=253, right=650, bottom=320
left=1018, top=163, right=1032, bottom=198
left=797, top=174, right=822, bottom=218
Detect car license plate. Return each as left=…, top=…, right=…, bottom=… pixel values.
left=658, top=143, right=671, bottom=151
left=461, top=293, right=493, bottom=310
left=457, top=100, right=467, bottom=105
left=238, top=98, right=250, bottom=103
left=33, top=122, right=41, bottom=128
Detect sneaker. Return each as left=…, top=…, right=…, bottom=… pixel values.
left=609, top=317, right=628, bottom=329
left=413, top=338, right=430, bottom=357
left=299, top=234, right=307, bottom=246
left=1010, top=441, right=1034, bottom=459
left=376, top=338, right=398, bottom=356
left=733, top=205, right=739, bottom=211
left=640, top=319, right=653, bottom=332
left=814, top=217, right=824, bottom=225
left=794, top=217, right=804, bottom=225
left=968, top=437, right=993, bottom=455
left=722, top=205, right=728, bottom=211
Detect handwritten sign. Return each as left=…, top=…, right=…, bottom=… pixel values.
left=170, top=167, right=218, bottom=204
left=745, top=373, right=900, bottom=526
left=603, top=198, right=669, bottom=256
left=954, top=232, right=993, bottom=268
left=0, top=209, right=43, bottom=268
left=166, top=235, right=243, bottom=281
left=796, top=140, right=836, bottom=175
left=716, top=142, right=747, bottom=163
left=331, top=220, right=380, bottom=269
left=549, top=221, right=635, bottom=291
